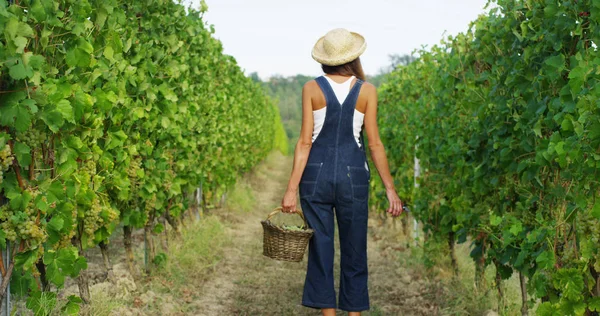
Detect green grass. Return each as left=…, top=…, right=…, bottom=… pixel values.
left=125, top=215, right=228, bottom=315
left=151, top=215, right=228, bottom=287
left=225, top=178, right=257, bottom=214
left=400, top=236, right=525, bottom=316
left=83, top=291, right=128, bottom=316
left=37, top=286, right=129, bottom=316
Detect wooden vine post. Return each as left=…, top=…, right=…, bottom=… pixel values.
left=412, top=141, right=419, bottom=246
left=123, top=226, right=135, bottom=276
left=519, top=272, right=528, bottom=316
left=0, top=241, right=11, bottom=316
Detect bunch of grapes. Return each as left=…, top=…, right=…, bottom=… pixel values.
left=282, top=224, right=307, bottom=232
left=104, top=204, right=119, bottom=223
left=83, top=197, right=103, bottom=238
left=0, top=144, right=14, bottom=186
left=82, top=197, right=120, bottom=246
left=0, top=204, right=17, bottom=241
left=127, top=157, right=142, bottom=189
left=76, top=160, right=97, bottom=188
left=55, top=205, right=78, bottom=250
left=0, top=188, right=47, bottom=247
left=84, top=159, right=96, bottom=176
left=144, top=194, right=157, bottom=218
left=579, top=211, right=600, bottom=243
left=577, top=210, right=600, bottom=270
left=15, top=129, right=46, bottom=148
left=163, top=168, right=175, bottom=192
left=127, top=157, right=140, bottom=179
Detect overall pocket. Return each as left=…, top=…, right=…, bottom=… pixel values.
left=347, top=165, right=370, bottom=202
left=299, top=162, right=323, bottom=199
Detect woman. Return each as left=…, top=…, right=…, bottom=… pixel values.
left=280, top=28, right=404, bottom=315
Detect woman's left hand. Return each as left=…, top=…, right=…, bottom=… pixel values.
left=386, top=188, right=404, bottom=217
left=281, top=188, right=298, bottom=213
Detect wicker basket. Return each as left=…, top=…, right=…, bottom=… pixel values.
left=261, top=207, right=314, bottom=262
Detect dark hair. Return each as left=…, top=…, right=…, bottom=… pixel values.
left=321, top=57, right=366, bottom=81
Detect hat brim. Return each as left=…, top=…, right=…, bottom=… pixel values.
left=311, top=32, right=367, bottom=66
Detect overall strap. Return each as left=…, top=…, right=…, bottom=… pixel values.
left=345, top=79, right=364, bottom=110
left=347, top=79, right=367, bottom=153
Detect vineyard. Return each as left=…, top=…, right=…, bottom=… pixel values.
left=0, top=0, right=286, bottom=314
left=378, top=0, right=600, bottom=315
left=3, top=0, right=600, bottom=315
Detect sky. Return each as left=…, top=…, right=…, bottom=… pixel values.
left=185, top=0, right=490, bottom=79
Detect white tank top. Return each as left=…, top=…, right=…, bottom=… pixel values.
left=312, top=75, right=365, bottom=147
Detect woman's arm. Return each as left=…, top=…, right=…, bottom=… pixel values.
left=363, top=83, right=404, bottom=216
left=281, top=81, right=315, bottom=213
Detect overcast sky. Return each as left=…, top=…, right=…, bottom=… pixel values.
left=185, top=0, right=490, bottom=79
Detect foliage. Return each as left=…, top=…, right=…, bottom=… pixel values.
left=0, top=0, right=285, bottom=312
left=378, top=0, right=600, bottom=314
left=260, top=74, right=313, bottom=152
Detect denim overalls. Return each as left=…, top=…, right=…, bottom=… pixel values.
left=299, top=76, right=370, bottom=312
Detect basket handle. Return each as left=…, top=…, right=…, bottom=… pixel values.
left=267, top=207, right=307, bottom=227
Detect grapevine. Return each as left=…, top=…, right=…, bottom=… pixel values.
left=378, top=0, right=600, bottom=314
left=0, top=0, right=287, bottom=313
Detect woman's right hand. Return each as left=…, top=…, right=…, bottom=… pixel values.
left=386, top=188, right=404, bottom=217
left=281, top=188, right=298, bottom=213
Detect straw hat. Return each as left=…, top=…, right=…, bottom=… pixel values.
left=312, top=28, right=367, bottom=66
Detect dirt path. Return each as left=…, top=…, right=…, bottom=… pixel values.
left=189, top=152, right=442, bottom=316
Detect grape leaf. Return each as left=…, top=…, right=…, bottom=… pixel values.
left=62, top=295, right=82, bottom=316
left=545, top=54, right=565, bottom=71
left=47, top=217, right=64, bottom=231
left=591, top=201, right=600, bottom=219
left=589, top=298, right=600, bottom=312
left=9, top=61, right=32, bottom=80
left=14, top=105, right=32, bottom=132
left=13, top=141, right=32, bottom=166
left=56, top=99, right=75, bottom=123
left=15, top=250, right=38, bottom=270
left=103, top=46, right=114, bottom=61
left=13, top=36, right=28, bottom=54
left=536, top=251, right=555, bottom=270
left=490, top=214, right=502, bottom=226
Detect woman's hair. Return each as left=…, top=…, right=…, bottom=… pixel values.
left=321, top=58, right=366, bottom=81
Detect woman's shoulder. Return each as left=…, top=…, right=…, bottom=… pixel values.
left=359, top=81, right=377, bottom=94
left=302, top=79, right=320, bottom=93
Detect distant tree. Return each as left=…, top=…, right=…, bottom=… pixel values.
left=380, top=54, right=417, bottom=74
left=369, top=54, right=417, bottom=87
left=248, top=71, right=261, bottom=83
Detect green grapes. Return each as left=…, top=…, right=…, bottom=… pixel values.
left=83, top=198, right=103, bottom=237
left=75, top=159, right=121, bottom=246
left=82, top=197, right=120, bottom=246
left=577, top=211, right=600, bottom=271
left=55, top=205, right=78, bottom=250
left=144, top=194, right=157, bottom=218
left=84, top=159, right=96, bottom=176
left=0, top=144, right=14, bottom=186
left=15, top=129, right=46, bottom=148
left=0, top=144, right=12, bottom=169
left=282, top=225, right=307, bottom=232
left=127, top=157, right=141, bottom=180
left=0, top=188, right=46, bottom=246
